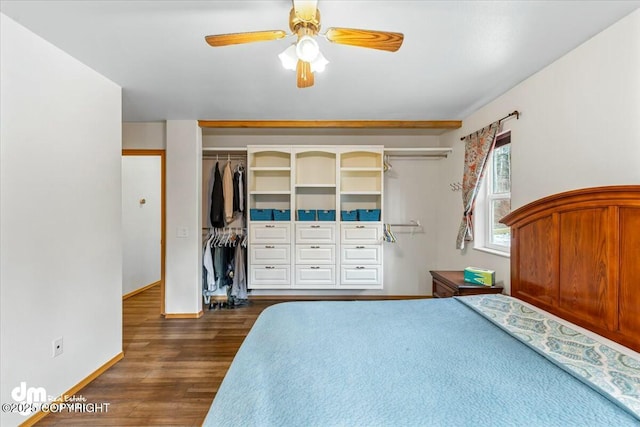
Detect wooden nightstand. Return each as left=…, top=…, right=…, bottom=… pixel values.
left=430, top=270, right=503, bottom=298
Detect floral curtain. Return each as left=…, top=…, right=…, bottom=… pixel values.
left=456, top=121, right=502, bottom=249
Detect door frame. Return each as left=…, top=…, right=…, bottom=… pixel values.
left=122, top=149, right=167, bottom=315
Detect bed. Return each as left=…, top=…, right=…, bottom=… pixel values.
left=203, top=186, right=640, bottom=426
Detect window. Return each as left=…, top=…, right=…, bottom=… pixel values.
left=474, top=131, right=511, bottom=256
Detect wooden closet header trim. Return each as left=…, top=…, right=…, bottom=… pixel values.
left=198, top=120, right=462, bottom=129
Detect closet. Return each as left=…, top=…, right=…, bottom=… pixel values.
left=203, top=144, right=452, bottom=293
left=202, top=148, right=248, bottom=307
left=247, top=145, right=384, bottom=290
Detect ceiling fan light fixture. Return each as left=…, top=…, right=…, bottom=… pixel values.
left=205, top=1, right=404, bottom=88
left=295, top=35, right=320, bottom=62
left=278, top=44, right=298, bottom=71
left=310, top=51, right=328, bottom=73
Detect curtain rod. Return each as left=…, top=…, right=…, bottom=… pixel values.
left=459, top=110, right=520, bottom=141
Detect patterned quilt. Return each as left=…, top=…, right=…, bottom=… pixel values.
left=457, top=294, right=640, bottom=420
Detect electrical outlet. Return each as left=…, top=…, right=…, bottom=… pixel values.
left=52, top=337, right=63, bottom=358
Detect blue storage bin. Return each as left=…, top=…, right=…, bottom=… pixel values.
left=317, top=210, right=336, bottom=221
left=273, top=209, right=291, bottom=221
left=358, top=209, right=381, bottom=221
left=297, top=209, right=317, bottom=221
left=250, top=209, right=273, bottom=221
left=341, top=210, right=358, bottom=221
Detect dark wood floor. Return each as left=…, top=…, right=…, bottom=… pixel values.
left=36, top=286, right=280, bottom=426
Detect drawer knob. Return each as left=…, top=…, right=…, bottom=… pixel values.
left=310, top=225, right=320, bottom=228
left=356, top=246, right=365, bottom=249
left=355, top=225, right=365, bottom=229
left=356, top=266, right=365, bottom=270
left=265, top=266, right=275, bottom=269
left=265, top=224, right=275, bottom=228
left=310, top=266, right=320, bottom=270
left=310, top=245, right=320, bottom=249
left=265, top=245, right=275, bottom=248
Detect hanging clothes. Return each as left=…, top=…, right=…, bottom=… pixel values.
left=234, top=163, right=245, bottom=213
left=207, top=164, right=216, bottom=228
left=231, top=244, right=247, bottom=299
left=213, top=242, right=225, bottom=290
left=202, top=227, right=248, bottom=309
left=238, top=168, right=244, bottom=212
left=210, top=162, right=225, bottom=228
left=222, top=161, right=234, bottom=223
left=233, top=170, right=240, bottom=213
left=203, top=234, right=216, bottom=291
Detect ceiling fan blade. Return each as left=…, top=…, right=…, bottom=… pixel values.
left=296, top=60, right=314, bottom=88
left=205, top=30, right=287, bottom=47
left=325, top=27, right=404, bottom=52
left=292, top=0, right=318, bottom=22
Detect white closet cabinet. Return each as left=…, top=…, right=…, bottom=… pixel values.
left=247, top=147, right=292, bottom=289
left=292, top=147, right=338, bottom=288
left=247, top=145, right=383, bottom=290
left=339, top=147, right=383, bottom=288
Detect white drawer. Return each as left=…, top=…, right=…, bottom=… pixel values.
left=250, top=244, right=290, bottom=265
left=295, top=223, right=336, bottom=244
left=295, top=265, right=336, bottom=286
left=250, top=222, right=291, bottom=244
left=295, top=245, right=335, bottom=264
left=250, top=265, right=290, bottom=287
left=341, top=223, right=382, bottom=244
left=341, top=245, right=381, bottom=265
left=340, top=265, right=382, bottom=285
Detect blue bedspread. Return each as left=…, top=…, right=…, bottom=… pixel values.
left=203, top=297, right=640, bottom=426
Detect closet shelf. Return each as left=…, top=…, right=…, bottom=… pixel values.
left=250, top=190, right=291, bottom=195
left=295, top=184, right=337, bottom=188
left=340, top=191, right=382, bottom=195
left=340, top=167, right=382, bottom=172
left=251, top=167, right=291, bottom=171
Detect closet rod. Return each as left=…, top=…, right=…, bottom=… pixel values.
left=202, top=227, right=247, bottom=230
left=202, top=147, right=247, bottom=152
left=388, top=220, right=421, bottom=227
left=203, top=155, right=247, bottom=160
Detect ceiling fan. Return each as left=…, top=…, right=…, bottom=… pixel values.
left=204, top=0, right=404, bottom=88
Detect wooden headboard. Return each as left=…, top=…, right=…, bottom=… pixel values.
left=501, top=186, right=640, bottom=352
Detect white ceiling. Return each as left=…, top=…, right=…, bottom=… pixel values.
left=2, top=0, right=639, bottom=123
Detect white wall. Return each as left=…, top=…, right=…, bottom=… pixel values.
left=122, top=156, right=162, bottom=296
left=0, top=14, right=122, bottom=427
left=122, top=122, right=166, bottom=149
left=382, top=158, right=440, bottom=295
left=437, top=9, right=640, bottom=294
left=165, top=120, right=203, bottom=314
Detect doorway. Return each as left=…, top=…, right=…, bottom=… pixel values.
left=122, top=149, right=166, bottom=315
